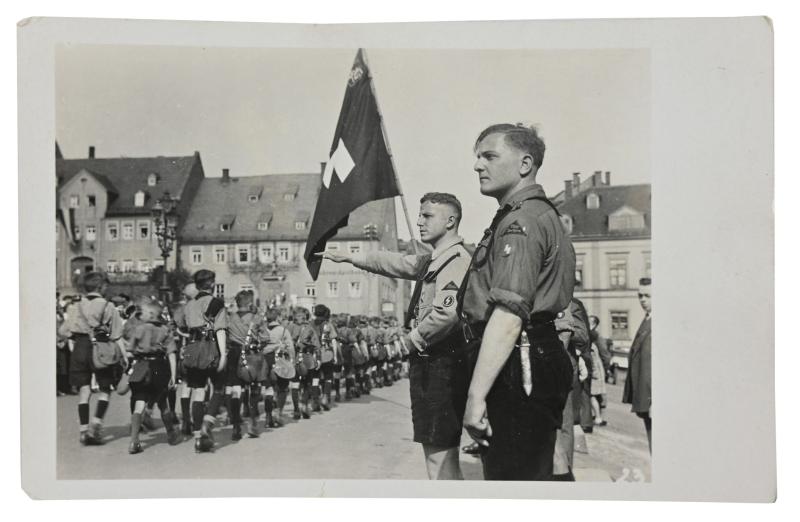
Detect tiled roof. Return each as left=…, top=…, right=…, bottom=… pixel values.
left=56, top=154, right=201, bottom=216
left=180, top=172, right=395, bottom=243
left=557, top=183, right=651, bottom=240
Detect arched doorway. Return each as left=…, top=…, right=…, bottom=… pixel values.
left=70, top=256, right=95, bottom=287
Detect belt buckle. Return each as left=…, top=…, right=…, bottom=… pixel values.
left=462, top=322, right=474, bottom=342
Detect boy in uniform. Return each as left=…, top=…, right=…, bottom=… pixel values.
left=265, top=309, right=295, bottom=426
left=296, top=306, right=325, bottom=414
left=67, top=271, right=126, bottom=445
left=125, top=298, right=180, bottom=454
left=175, top=269, right=228, bottom=453
left=225, top=290, right=265, bottom=440
left=288, top=308, right=309, bottom=419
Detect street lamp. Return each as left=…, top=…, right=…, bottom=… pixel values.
left=151, top=191, right=180, bottom=303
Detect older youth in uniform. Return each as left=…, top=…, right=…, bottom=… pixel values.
left=460, top=124, right=575, bottom=480
left=319, top=192, right=471, bottom=480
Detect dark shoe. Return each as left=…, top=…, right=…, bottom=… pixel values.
left=293, top=411, right=302, bottom=420
left=582, top=426, right=594, bottom=434
left=166, top=429, right=181, bottom=446
left=247, top=425, right=260, bottom=438
left=181, top=419, right=192, bottom=436
left=321, top=402, right=330, bottom=412
left=231, top=425, right=242, bottom=441
left=128, top=441, right=143, bottom=454
left=334, top=393, right=341, bottom=402
left=86, top=423, right=105, bottom=444
left=200, top=420, right=216, bottom=444
left=312, top=404, right=321, bottom=412
left=594, top=420, right=608, bottom=427
left=301, top=410, right=310, bottom=419
left=194, top=436, right=214, bottom=453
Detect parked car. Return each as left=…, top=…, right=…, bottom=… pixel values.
left=607, top=344, right=630, bottom=385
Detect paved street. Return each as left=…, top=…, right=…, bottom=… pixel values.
left=57, top=376, right=650, bottom=481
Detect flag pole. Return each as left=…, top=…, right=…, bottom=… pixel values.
left=360, top=49, right=418, bottom=254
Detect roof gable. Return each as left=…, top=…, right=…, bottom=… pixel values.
left=557, top=183, right=651, bottom=240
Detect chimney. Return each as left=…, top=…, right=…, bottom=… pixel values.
left=222, top=168, right=230, bottom=181
left=88, top=146, right=95, bottom=159
left=572, top=172, right=581, bottom=192
left=564, top=180, right=573, bottom=199
left=604, top=171, right=611, bottom=185
left=320, top=161, right=327, bottom=176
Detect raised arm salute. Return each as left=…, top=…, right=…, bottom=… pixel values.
left=318, top=192, right=470, bottom=480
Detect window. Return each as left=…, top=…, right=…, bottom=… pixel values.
left=88, top=195, right=96, bottom=207
left=122, top=221, right=134, bottom=240
left=73, top=226, right=81, bottom=240
left=138, top=259, right=150, bottom=272
left=349, top=281, right=361, bottom=298
left=237, top=244, right=251, bottom=265
left=106, top=260, right=118, bottom=273
left=147, top=173, right=158, bottom=186
left=295, top=221, right=306, bottom=230
left=278, top=246, right=290, bottom=263
left=122, top=260, right=134, bottom=273
left=134, top=191, right=145, bottom=207
left=190, top=246, right=203, bottom=266
left=248, top=195, right=259, bottom=203
left=213, top=283, right=225, bottom=300
left=220, top=223, right=231, bottom=232
left=575, top=260, right=584, bottom=290
left=326, top=242, right=340, bottom=252
left=586, top=193, right=600, bottom=209
left=257, top=222, right=269, bottom=231
left=609, top=259, right=627, bottom=289
left=305, top=284, right=316, bottom=297
left=259, top=244, right=273, bottom=263
left=327, top=281, right=339, bottom=297
left=610, top=311, right=630, bottom=340
left=69, top=195, right=79, bottom=208
left=106, top=221, right=119, bottom=241
left=609, top=213, right=645, bottom=230
left=283, top=193, right=295, bottom=201
left=348, top=242, right=361, bottom=255
left=85, top=225, right=96, bottom=241
left=213, top=245, right=227, bottom=264
left=137, top=220, right=150, bottom=240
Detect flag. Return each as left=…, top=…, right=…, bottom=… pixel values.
left=303, top=49, right=401, bottom=280
left=57, top=204, right=77, bottom=246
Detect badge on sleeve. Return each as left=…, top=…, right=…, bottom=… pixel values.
left=503, top=244, right=512, bottom=256
left=443, top=296, right=455, bottom=307
left=441, top=281, right=459, bottom=291
left=500, top=220, right=527, bottom=237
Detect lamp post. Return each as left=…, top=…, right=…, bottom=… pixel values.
left=151, top=192, right=180, bottom=304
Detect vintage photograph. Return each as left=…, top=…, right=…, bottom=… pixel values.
left=53, top=43, right=652, bottom=482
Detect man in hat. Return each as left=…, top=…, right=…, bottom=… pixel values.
left=319, top=192, right=471, bottom=480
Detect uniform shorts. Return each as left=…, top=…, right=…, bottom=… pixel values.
left=129, top=358, right=171, bottom=406
left=68, top=334, right=116, bottom=392
left=319, top=361, right=335, bottom=381
left=473, top=333, right=572, bottom=480
left=185, top=366, right=226, bottom=390
left=408, top=350, right=470, bottom=448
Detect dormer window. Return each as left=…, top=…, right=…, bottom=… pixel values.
left=586, top=193, right=600, bottom=209
left=249, top=195, right=259, bottom=203
left=248, top=186, right=263, bottom=203
left=134, top=190, right=145, bottom=207
left=284, top=193, right=295, bottom=202
left=257, top=222, right=268, bottom=231
left=283, top=183, right=299, bottom=201
left=294, top=211, right=309, bottom=231
left=219, top=214, right=235, bottom=232
left=608, top=206, right=645, bottom=231
left=257, top=211, right=272, bottom=231
left=147, top=173, right=159, bottom=187
left=295, top=221, right=306, bottom=230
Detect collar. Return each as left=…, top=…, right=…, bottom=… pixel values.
left=431, top=235, right=464, bottom=260
left=499, top=184, right=547, bottom=209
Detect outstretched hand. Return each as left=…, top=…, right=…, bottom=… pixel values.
left=315, top=251, right=352, bottom=264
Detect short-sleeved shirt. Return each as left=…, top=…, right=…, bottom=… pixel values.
left=287, top=322, right=303, bottom=343
left=460, top=184, right=575, bottom=324
left=129, top=321, right=177, bottom=356
left=176, top=291, right=227, bottom=331
left=68, top=293, right=124, bottom=341
left=227, top=311, right=265, bottom=347
left=266, top=322, right=295, bottom=358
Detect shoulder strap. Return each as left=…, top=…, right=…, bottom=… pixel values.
left=423, top=252, right=461, bottom=283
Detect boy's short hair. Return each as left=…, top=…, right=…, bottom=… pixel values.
left=420, top=192, right=462, bottom=225
left=475, top=123, right=546, bottom=168
left=235, top=290, right=254, bottom=309
left=81, top=271, right=108, bottom=293
left=193, top=269, right=216, bottom=291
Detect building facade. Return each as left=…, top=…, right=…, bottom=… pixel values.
left=178, top=166, right=406, bottom=320
left=56, top=145, right=205, bottom=295
left=556, top=171, right=651, bottom=351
